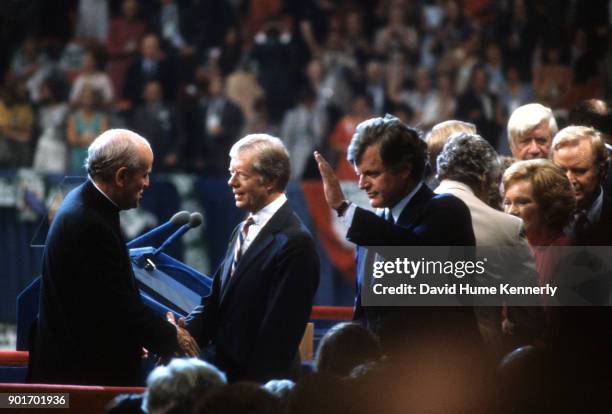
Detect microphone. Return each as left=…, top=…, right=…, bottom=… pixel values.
left=127, top=211, right=190, bottom=248
left=151, top=212, right=204, bottom=258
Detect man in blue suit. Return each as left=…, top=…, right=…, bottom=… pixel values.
left=29, top=129, right=199, bottom=386
left=315, top=115, right=481, bottom=354
left=185, top=134, right=320, bottom=382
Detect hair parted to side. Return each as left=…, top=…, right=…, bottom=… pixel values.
left=507, top=103, right=558, bottom=144
left=552, top=125, right=609, bottom=174
left=85, top=129, right=151, bottom=182
left=436, top=132, right=500, bottom=190
left=230, top=133, right=291, bottom=192
left=426, top=120, right=477, bottom=174
left=502, top=159, right=575, bottom=231
left=347, top=114, right=427, bottom=179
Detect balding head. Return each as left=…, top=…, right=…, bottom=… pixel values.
left=86, top=129, right=153, bottom=209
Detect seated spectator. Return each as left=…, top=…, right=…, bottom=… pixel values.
left=33, top=74, right=71, bottom=173
left=507, top=103, right=557, bottom=160
left=263, top=379, right=295, bottom=412
left=105, top=393, right=144, bottom=414
left=70, top=48, right=114, bottom=106
left=143, top=357, right=226, bottom=414
left=0, top=78, right=34, bottom=168
left=502, top=159, right=575, bottom=284
left=193, top=382, right=281, bottom=414
left=315, top=322, right=382, bottom=377
left=286, top=373, right=352, bottom=414
left=66, top=85, right=109, bottom=174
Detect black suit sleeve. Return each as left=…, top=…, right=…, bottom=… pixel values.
left=81, top=216, right=179, bottom=358
left=347, top=195, right=475, bottom=246
left=183, top=265, right=223, bottom=345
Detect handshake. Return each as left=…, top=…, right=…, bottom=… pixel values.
left=167, top=312, right=200, bottom=357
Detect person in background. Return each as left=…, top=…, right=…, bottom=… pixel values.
left=507, top=103, right=557, bottom=160
left=67, top=85, right=109, bottom=174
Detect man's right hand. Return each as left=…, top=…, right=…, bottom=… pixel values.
left=314, top=151, right=346, bottom=210
left=167, top=312, right=200, bottom=357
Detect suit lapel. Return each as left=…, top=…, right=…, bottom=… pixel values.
left=396, top=184, right=433, bottom=227
left=220, top=201, right=292, bottom=304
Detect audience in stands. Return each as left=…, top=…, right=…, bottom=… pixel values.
left=315, top=322, right=382, bottom=377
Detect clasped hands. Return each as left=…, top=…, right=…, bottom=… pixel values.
left=167, top=311, right=200, bottom=357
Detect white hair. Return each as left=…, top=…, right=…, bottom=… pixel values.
left=507, top=103, right=558, bottom=145
left=85, top=129, right=151, bottom=182
left=144, top=358, right=227, bottom=414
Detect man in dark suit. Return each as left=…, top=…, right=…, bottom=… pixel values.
left=314, top=115, right=481, bottom=354
left=185, top=134, right=320, bottom=382
left=28, top=129, right=199, bottom=386
left=195, top=74, right=244, bottom=176
left=552, top=125, right=612, bottom=245
left=123, top=33, right=175, bottom=107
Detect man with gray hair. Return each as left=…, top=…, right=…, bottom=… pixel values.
left=184, top=134, right=320, bottom=382
left=435, top=132, right=541, bottom=358
left=29, top=129, right=199, bottom=386
left=507, top=103, right=558, bottom=160
left=144, top=358, right=226, bottom=414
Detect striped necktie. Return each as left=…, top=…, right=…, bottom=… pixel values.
left=230, top=215, right=255, bottom=276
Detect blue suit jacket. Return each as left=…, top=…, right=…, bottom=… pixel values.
left=348, top=184, right=481, bottom=347
left=185, top=201, right=320, bottom=382
left=28, top=181, right=178, bottom=386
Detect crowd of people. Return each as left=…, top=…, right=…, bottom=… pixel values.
left=1, top=0, right=611, bottom=177
left=6, top=0, right=612, bottom=412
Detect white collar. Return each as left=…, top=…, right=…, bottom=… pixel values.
left=90, top=178, right=120, bottom=209
left=249, top=193, right=287, bottom=228
left=379, top=181, right=423, bottom=223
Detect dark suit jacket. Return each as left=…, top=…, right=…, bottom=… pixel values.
left=123, top=56, right=176, bottom=106
left=349, top=184, right=481, bottom=350
left=196, top=98, right=244, bottom=175
left=184, top=201, right=319, bottom=382
left=571, top=192, right=612, bottom=246
left=28, top=181, right=178, bottom=386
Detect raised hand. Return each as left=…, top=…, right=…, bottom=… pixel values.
left=314, top=151, right=346, bottom=210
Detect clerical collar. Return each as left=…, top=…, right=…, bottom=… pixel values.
left=90, top=178, right=120, bottom=209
